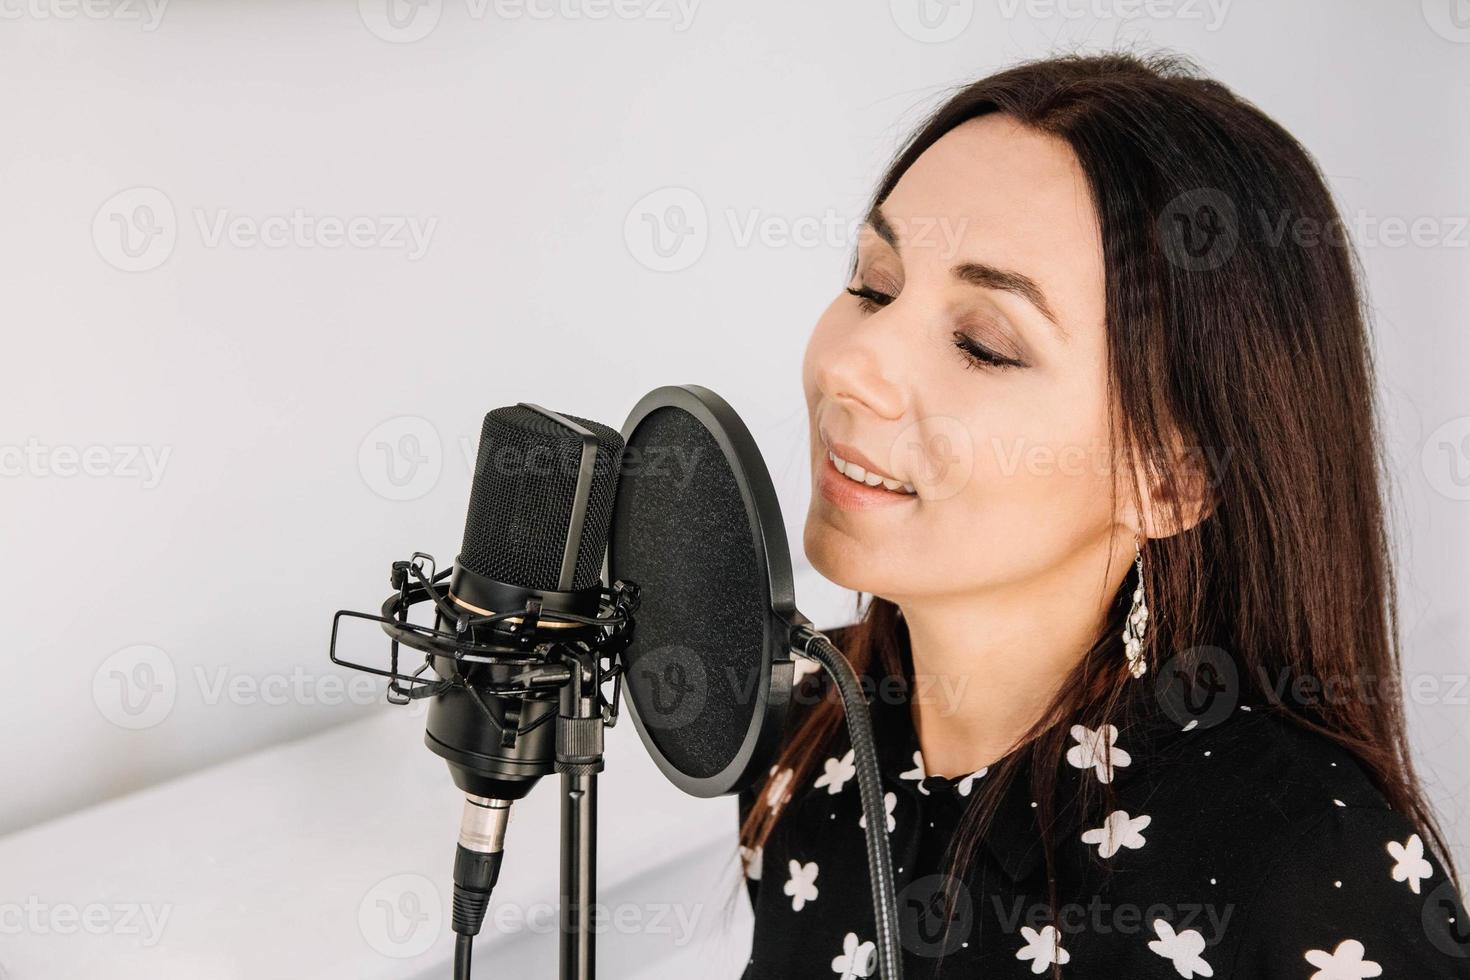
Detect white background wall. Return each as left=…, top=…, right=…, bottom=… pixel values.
left=2, top=0, right=1467, bottom=913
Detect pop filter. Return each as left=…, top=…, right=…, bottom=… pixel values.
left=609, top=384, right=905, bottom=979
left=607, top=384, right=802, bottom=798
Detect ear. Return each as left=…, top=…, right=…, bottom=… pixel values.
left=1119, top=433, right=1217, bottom=540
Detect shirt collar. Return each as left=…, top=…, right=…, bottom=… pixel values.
left=865, top=657, right=1184, bottom=884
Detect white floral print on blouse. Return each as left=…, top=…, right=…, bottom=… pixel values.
left=857, top=791, right=897, bottom=833
left=899, top=750, right=930, bottom=795
left=814, top=749, right=856, bottom=795
left=1065, top=723, right=1132, bottom=783
left=1015, top=924, right=1070, bottom=974
left=783, top=859, right=819, bottom=911
left=830, top=931, right=876, bottom=979
left=1387, top=833, right=1433, bottom=895
left=956, top=766, right=988, bottom=796
left=1148, top=919, right=1213, bottom=978
left=1080, top=809, right=1151, bottom=859
left=1304, top=939, right=1382, bottom=979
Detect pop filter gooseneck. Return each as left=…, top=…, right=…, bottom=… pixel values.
left=607, top=384, right=904, bottom=980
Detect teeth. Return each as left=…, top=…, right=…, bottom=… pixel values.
left=828, top=450, right=916, bottom=496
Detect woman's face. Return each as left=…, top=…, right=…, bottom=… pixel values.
left=802, top=113, right=1122, bottom=603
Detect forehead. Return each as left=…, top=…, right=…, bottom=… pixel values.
left=879, top=114, right=1104, bottom=318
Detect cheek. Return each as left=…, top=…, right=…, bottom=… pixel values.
left=896, top=371, right=1118, bottom=588
left=960, top=378, right=1118, bottom=548
left=990, top=397, right=1113, bottom=500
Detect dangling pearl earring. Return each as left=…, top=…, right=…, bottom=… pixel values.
left=1122, top=538, right=1149, bottom=678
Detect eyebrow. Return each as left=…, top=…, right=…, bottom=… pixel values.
left=866, top=205, right=1064, bottom=334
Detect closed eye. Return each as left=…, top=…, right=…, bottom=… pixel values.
left=846, top=283, right=1027, bottom=371
left=845, top=284, right=892, bottom=313
left=953, top=331, right=1027, bottom=371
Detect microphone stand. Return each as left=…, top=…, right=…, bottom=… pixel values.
left=555, top=644, right=605, bottom=980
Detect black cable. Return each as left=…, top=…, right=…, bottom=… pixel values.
left=451, top=824, right=504, bottom=980
left=800, top=629, right=906, bottom=980
left=453, top=932, right=473, bottom=979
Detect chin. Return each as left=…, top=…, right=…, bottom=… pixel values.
left=803, top=513, right=899, bottom=598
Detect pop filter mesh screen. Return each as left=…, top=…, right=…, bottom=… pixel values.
left=460, top=406, right=625, bottom=592
left=612, top=405, right=766, bottom=780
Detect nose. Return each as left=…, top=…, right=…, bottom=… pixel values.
left=814, top=340, right=907, bottom=421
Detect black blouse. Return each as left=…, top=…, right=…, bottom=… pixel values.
left=737, top=636, right=1470, bottom=979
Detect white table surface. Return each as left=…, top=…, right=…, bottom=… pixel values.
left=0, top=704, right=754, bottom=979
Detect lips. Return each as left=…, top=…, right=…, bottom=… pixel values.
left=819, top=430, right=916, bottom=498
left=827, top=447, right=916, bottom=495
left=816, top=451, right=916, bottom=511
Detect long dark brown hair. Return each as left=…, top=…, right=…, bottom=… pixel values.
left=734, top=48, right=1453, bottom=966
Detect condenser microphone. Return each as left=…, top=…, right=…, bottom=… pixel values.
left=424, top=403, right=624, bottom=801
left=425, top=403, right=625, bottom=980
left=330, top=399, right=640, bottom=980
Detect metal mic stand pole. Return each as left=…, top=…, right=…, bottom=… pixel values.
left=556, top=644, right=604, bottom=980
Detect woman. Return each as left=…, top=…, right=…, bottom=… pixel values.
left=735, top=52, right=1469, bottom=979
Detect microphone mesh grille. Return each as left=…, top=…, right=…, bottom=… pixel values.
left=458, top=405, right=625, bottom=592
